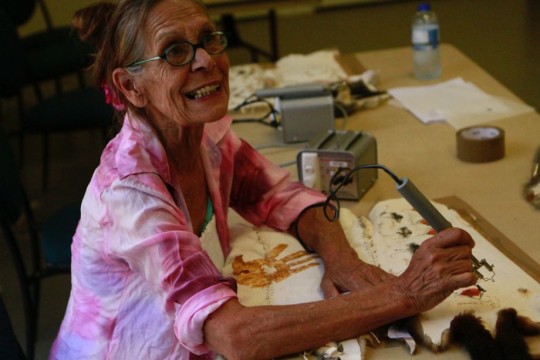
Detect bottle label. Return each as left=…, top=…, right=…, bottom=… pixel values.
left=412, top=26, right=439, bottom=50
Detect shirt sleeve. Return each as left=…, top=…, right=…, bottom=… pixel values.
left=102, top=174, right=237, bottom=354
left=227, top=133, right=327, bottom=232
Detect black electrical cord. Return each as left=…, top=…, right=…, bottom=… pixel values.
left=293, top=164, right=403, bottom=252
left=231, top=94, right=279, bottom=128
left=231, top=93, right=257, bottom=112
left=295, top=163, right=493, bottom=281
left=324, top=164, right=402, bottom=221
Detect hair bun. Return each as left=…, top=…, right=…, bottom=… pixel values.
left=72, top=2, right=116, bottom=48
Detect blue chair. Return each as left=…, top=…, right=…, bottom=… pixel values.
left=0, top=126, right=78, bottom=360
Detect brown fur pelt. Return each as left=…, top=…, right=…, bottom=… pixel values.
left=495, top=308, right=540, bottom=360
left=450, top=311, right=504, bottom=360
left=448, top=308, right=540, bottom=360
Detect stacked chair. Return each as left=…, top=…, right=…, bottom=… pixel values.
left=0, top=3, right=112, bottom=358
left=0, top=125, right=77, bottom=360
left=0, top=0, right=113, bottom=190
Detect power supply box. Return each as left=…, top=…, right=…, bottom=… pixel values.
left=297, top=130, right=378, bottom=200
left=255, top=83, right=335, bottom=143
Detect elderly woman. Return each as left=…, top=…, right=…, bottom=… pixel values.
left=50, top=1, right=476, bottom=359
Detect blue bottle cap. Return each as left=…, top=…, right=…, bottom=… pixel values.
left=418, top=3, right=431, bottom=11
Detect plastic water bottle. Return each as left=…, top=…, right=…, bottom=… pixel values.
left=412, top=3, right=441, bottom=80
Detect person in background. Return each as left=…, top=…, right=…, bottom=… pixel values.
left=50, top=1, right=476, bottom=359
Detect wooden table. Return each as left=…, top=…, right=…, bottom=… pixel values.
left=232, top=43, right=540, bottom=359
left=345, top=44, right=540, bottom=270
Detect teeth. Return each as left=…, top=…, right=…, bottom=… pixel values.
left=190, top=84, right=219, bottom=99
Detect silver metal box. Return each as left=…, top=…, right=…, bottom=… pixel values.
left=297, top=130, right=378, bottom=200
left=255, top=84, right=335, bottom=143
left=279, top=95, right=335, bottom=143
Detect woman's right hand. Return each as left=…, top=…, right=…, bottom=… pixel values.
left=393, top=227, right=478, bottom=313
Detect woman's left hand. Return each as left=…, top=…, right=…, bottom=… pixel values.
left=320, top=251, right=396, bottom=298
left=292, top=205, right=395, bottom=298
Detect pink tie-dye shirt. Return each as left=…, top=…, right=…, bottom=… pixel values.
left=50, top=114, right=326, bottom=359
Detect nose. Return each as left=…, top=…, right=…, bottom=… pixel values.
left=191, top=47, right=215, bottom=72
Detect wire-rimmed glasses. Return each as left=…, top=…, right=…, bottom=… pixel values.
left=127, top=31, right=228, bottom=68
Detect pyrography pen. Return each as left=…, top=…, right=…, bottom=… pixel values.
left=329, top=165, right=495, bottom=280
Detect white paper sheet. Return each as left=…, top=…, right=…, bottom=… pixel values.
left=388, top=78, right=534, bottom=129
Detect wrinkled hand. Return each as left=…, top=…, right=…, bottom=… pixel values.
left=321, top=250, right=396, bottom=298
left=395, top=228, right=477, bottom=313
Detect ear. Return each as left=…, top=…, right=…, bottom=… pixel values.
left=112, top=68, right=147, bottom=108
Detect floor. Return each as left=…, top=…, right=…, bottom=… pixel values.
left=1, top=0, right=539, bottom=358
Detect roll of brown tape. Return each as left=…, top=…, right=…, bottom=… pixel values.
left=456, top=126, right=505, bottom=162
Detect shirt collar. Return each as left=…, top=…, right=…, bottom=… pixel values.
left=115, top=112, right=171, bottom=183
left=114, top=113, right=234, bottom=185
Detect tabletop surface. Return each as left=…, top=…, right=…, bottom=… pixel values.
left=231, top=43, right=540, bottom=359
left=234, top=44, right=540, bottom=266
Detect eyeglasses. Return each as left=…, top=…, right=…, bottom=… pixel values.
left=127, top=31, right=228, bottom=68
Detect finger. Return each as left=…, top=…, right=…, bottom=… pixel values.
left=441, top=245, right=473, bottom=262
left=411, top=243, right=472, bottom=269
left=430, top=258, right=477, bottom=290
left=321, top=276, right=340, bottom=298
left=439, top=257, right=474, bottom=277
left=446, top=271, right=478, bottom=291
left=426, top=228, right=475, bottom=249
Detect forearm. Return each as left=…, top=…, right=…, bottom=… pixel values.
left=204, top=282, right=415, bottom=360
left=205, top=214, right=476, bottom=359
left=289, top=204, right=394, bottom=296
left=290, top=205, right=357, bottom=264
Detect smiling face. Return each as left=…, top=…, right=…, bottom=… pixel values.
left=125, top=0, right=230, bottom=128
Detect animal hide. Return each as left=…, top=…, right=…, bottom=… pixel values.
left=449, top=308, right=540, bottom=360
